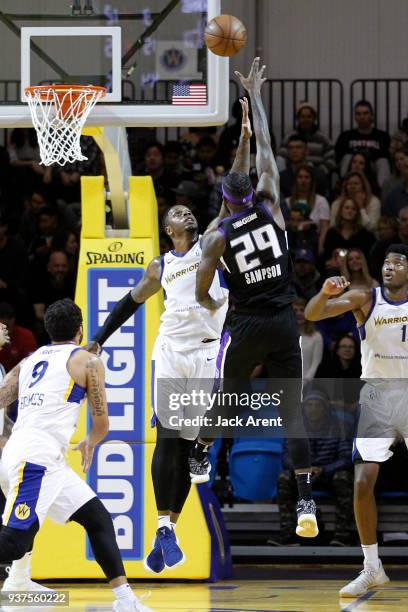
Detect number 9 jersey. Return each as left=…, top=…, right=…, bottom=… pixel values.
left=13, top=344, right=86, bottom=451
left=218, top=202, right=296, bottom=312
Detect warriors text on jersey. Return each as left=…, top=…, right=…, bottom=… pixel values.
left=13, top=344, right=86, bottom=449
left=159, top=239, right=228, bottom=350
left=359, top=286, right=408, bottom=380
left=218, top=202, right=296, bottom=311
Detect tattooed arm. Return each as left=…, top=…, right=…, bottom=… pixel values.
left=71, top=352, right=109, bottom=472
left=0, top=363, right=21, bottom=408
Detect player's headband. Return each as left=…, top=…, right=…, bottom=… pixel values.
left=222, top=185, right=254, bottom=205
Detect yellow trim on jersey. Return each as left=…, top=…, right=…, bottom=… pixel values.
left=64, top=378, right=75, bottom=402
left=3, top=462, right=26, bottom=526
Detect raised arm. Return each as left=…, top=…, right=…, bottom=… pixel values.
left=90, top=257, right=162, bottom=350
left=205, top=98, right=252, bottom=233
left=196, top=230, right=227, bottom=310
left=230, top=97, right=252, bottom=174
left=235, top=58, right=280, bottom=209
left=305, top=276, right=371, bottom=325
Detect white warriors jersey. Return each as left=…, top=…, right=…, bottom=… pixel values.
left=13, top=344, right=86, bottom=449
left=159, top=239, right=229, bottom=350
left=360, top=286, right=408, bottom=380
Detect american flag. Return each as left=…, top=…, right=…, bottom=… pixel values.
left=172, top=83, right=207, bottom=105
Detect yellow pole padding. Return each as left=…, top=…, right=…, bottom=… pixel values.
left=83, top=127, right=127, bottom=230
left=80, top=176, right=105, bottom=239
left=128, top=176, right=160, bottom=256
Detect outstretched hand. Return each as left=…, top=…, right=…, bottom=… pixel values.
left=235, top=57, right=267, bottom=96
left=239, top=97, right=252, bottom=140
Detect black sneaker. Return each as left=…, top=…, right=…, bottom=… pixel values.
left=267, top=534, right=301, bottom=546
left=329, top=536, right=351, bottom=546
left=296, top=499, right=319, bottom=538
left=188, top=455, right=211, bottom=484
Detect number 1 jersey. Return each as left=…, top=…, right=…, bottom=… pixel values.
left=218, top=202, right=296, bottom=311
left=14, top=344, right=87, bottom=450
left=360, top=286, right=408, bottom=380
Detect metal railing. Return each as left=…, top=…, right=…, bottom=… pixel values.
left=2, top=77, right=408, bottom=146
left=350, top=79, right=408, bottom=135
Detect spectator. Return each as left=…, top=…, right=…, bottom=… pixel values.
left=369, top=209, right=408, bottom=281
left=50, top=230, right=79, bottom=275
left=323, top=197, right=375, bottom=262
left=217, top=98, right=256, bottom=169
left=293, top=297, right=323, bottom=383
left=0, top=216, right=29, bottom=316
left=286, top=205, right=319, bottom=254
left=274, top=389, right=353, bottom=546
left=390, top=115, right=408, bottom=155
left=339, top=248, right=379, bottom=291
left=0, top=302, right=37, bottom=371
left=279, top=101, right=336, bottom=176
left=317, top=333, right=361, bottom=377
left=315, top=333, right=362, bottom=412
left=28, top=207, right=62, bottom=262
left=19, top=190, right=47, bottom=245
left=331, top=172, right=381, bottom=232
left=7, top=128, right=45, bottom=198
left=293, top=249, right=322, bottom=301
left=286, top=164, right=330, bottom=255
left=139, top=142, right=182, bottom=191
left=29, top=250, right=76, bottom=328
left=163, top=140, right=189, bottom=184
left=279, top=134, right=328, bottom=198
left=171, top=180, right=209, bottom=232
left=346, top=151, right=379, bottom=194
left=335, top=100, right=391, bottom=186
left=382, top=152, right=408, bottom=217
left=381, top=148, right=407, bottom=201
left=375, top=215, right=399, bottom=242
left=190, top=136, right=219, bottom=195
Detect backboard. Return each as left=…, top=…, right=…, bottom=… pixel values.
left=0, top=0, right=229, bottom=127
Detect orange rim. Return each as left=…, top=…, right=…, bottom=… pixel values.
left=25, top=84, right=106, bottom=102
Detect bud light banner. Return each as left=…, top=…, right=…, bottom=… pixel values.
left=87, top=267, right=145, bottom=560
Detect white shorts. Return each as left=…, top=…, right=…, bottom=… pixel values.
left=354, top=383, right=408, bottom=463
left=2, top=429, right=95, bottom=530
left=151, top=336, right=220, bottom=439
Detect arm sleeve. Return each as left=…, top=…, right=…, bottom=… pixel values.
left=93, top=291, right=142, bottom=346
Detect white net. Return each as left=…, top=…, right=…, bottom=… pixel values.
left=25, top=85, right=106, bottom=166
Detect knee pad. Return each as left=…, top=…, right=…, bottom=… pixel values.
left=0, top=525, right=36, bottom=563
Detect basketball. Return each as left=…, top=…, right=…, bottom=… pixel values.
left=204, top=14, right=247, bottom=57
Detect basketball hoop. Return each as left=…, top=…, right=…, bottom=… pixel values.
left=25, top=84, right=106, bottom=166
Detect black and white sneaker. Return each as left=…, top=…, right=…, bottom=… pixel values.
left=188, top=455, right=211, bottom=484
left=296, top=499, right=319, bottom=538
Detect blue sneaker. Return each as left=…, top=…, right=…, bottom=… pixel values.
left=157, top=526, right=185, bottom=569
left=143, top=534, right=165, bottom=574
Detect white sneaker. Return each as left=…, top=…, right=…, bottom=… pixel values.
left=112, top=596, right=152, bottom=612
left=2, top=568, right=54, bottom=592
left=339, top=560, right=390, bottom=597
left=296, top=499, right=319, bottom=538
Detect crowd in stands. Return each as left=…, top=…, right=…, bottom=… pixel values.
left=1, top=97, right=408, bottom=541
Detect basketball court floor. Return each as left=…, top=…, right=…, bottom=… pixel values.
left=26, top=567, right=408, bottom=611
